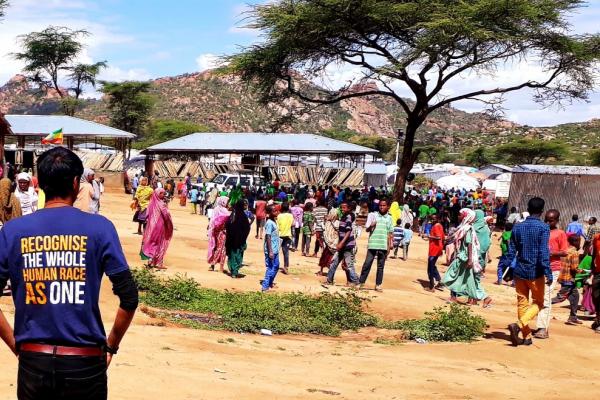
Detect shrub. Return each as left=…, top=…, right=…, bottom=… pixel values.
left=387, top=304, right=487, bottom=342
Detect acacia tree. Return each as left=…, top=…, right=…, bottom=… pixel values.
left=495, top=139, right=568, bottom=164
left=590, top=149, right=600, bottom=166
left=13, top=26, right=106, bottom=115
left=99, top=81, right=154, bottom=136
left=227, top=0, right=600, bottom=201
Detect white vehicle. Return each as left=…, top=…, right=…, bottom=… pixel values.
left=200, top=171, right=267, bottom=192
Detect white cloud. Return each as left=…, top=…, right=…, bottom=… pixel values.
left=195, top=53, right=222, bottom=71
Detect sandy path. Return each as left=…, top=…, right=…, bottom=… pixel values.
left=1, top=190, right=599, bottom=399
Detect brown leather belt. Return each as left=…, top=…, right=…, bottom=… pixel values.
left=20, top=343, right=105, bottom=357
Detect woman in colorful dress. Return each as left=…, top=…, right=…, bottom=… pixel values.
left=134, top=177, right=154, bottom=235
left=141, top=188, right=173, bottom=269
left=207, top=196, right=230, bottom=272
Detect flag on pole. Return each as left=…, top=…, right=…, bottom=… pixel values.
left=41, top=128, right=63, bottom=145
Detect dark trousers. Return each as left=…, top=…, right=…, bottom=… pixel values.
left=17, top=351, right=107, bottom=400
left=592, top=274, right=600, bottom=319
left=313, top=231, right=322, bottom=254
left=293, top=227, right=301, bottom=250
left=427, top=256, right=441, bottom=289
left=281, top=237, right=292, bottom=269
left=555, top=283, right=580, bottom=317
left=359, top=249, right=387, bottom=286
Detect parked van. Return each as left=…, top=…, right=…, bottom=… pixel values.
left=200, top=170, right=267, bottom=192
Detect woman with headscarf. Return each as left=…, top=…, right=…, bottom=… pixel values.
left=207, top=196, right=230, bottom=272
left=14, top=172, right=38, bottom=215
left=74, top=169, right=96, bottom=213
left=390, top=201, right=402, bottom=226
left=442, top=209, right=493, bottom=307
left=134, top=177, right=154, bottom=235
left=400, top=204, right=414, bottom=229
left=225, top=199, right=251, bottom=278
left=141, top=188, right=173, bottom=269
left=0, top=178, right=21, bottom=227
left=317, top=208, right=340, bottom=276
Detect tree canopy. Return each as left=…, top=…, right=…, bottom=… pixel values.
left=227, top=0, right=600, bottom=200
left=465, top=146, right=495, bottom=168
left=100, top=81, right=154, bottom=136
left=495, top=138, right=568, bottom=165
left=13, top=26, right=106, bottom=115
left=134, top=119, right=211, bottom=149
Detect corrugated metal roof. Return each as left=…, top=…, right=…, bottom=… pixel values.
left=143, top=132, right=378, bottom=155
left=5, top=115, right=136, bottom=139
left=513, top=165, right=600, bottom=176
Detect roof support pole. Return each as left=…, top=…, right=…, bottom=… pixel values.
left=145, top=154, right=155, bottom=178
left=66, top=136, right=74, bottom=150
left=16, top=136, right=25, bottom=170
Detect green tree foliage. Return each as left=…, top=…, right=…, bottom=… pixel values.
left=495, top=139, right=569, bottom=165
left=99, top=81, right=154, bottom=136
left=589, top=149, right=600, bottom=166
left=465, top=146, right=495, bottom=168
left=417, top=145, right=447, bottom=164
left=227, top=0, right=600, bottom=201
left=134, top=119, right=211, bottom=149
left=349, top=136, right=395, bottom=158
left=12, top=26, right=106, bottom=115
left=0, top=0, right=8, bottom=19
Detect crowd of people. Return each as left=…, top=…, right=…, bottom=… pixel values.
left=128, top=171, right=600, bottom=346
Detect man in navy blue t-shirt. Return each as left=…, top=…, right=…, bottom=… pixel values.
left=0, top=147, right=138, bottom=400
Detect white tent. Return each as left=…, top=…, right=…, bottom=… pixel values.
left=436, top=174, right=480, bottom=191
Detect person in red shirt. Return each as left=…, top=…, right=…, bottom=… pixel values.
left=254, top=196, right=267, bottom=239
left=535, top=209, right=568, bottom=339
left=591, top=233, right=600, bottom=333
left=426, top=214, right=445, bottom=292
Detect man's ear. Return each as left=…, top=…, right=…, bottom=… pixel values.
left=73, top=176, right=81, bottom=200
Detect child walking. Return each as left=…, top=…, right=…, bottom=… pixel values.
left=261, top=205, right=280, bottom=292
left=301, top=202, right=315, bottom=256
left=391, top=219, right=404, bottom=259
left=401, top=223, right=413, bottom=261
left=496, top=222, right=513, bottom=285
left=552, top=234, right=583, bottom=325
left=189, top=186, right=199, bottom=214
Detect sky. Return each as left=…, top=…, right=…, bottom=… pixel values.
left=0, top=0, right=599, bottom=127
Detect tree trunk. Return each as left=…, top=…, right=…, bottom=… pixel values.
left=393, top=122, right=421, bottom=203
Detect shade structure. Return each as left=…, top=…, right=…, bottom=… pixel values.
left=468, top=172, right=488, bottom=181
left=436, top=174, right=480, bottom=191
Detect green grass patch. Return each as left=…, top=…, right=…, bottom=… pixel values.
left=132, top=269, right=486, bottom=341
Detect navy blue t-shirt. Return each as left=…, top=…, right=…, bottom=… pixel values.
left=0, top=207, right=129, bottom=347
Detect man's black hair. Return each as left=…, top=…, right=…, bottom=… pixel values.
left=527, top=197, right=545, bottom=215
left=572, top=214, right=579, bottom=221
left=281, top=202, right=289, bottom=212
left=510, top=207, right=517, bottom=213
left=37, top=147, right=84, bottom=201
left=505, top=222, right=514, bottom=231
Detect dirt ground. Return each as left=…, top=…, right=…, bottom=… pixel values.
left=1, top=189, right=599, bottom=399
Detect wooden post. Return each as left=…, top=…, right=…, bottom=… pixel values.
left=66, top=136, right=74, bottom=150
left=144, top=154, right=154, bottom=177
left=16, top=136, right=25, bottom=169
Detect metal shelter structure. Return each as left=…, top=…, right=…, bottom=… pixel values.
left=141, top=132, right=379, bottom=177
left=2, top=114, right=136, bottom=170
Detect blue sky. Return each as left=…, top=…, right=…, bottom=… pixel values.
left=1, top=0, right=599, bottom=127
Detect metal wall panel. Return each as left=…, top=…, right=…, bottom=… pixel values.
left=508, top=172, right=600, bottom=226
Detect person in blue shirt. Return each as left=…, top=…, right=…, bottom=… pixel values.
left=0, top=147, right=138, bottom=399
left=506, top=197, right=551, bottom=347
left=566, top=214, right=584, bottom=239
left=261, top=205, right=280, bottom=292
left=401, top=223, right=413, bottom=261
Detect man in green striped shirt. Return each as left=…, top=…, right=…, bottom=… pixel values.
left=359, top=199, right=394, bottom=292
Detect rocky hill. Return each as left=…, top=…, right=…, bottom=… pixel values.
left=1, top=71, right=598, bottom=159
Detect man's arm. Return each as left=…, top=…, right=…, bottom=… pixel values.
left=0, top=274, right=16, bottom=355
left=106, top=269, right=138, bottom=366
left=540, top=227, right=552, bottom=283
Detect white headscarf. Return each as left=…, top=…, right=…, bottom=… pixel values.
left=449, top=208, right=482, bottom=272
left=16, top=172, right=31, bottom=182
